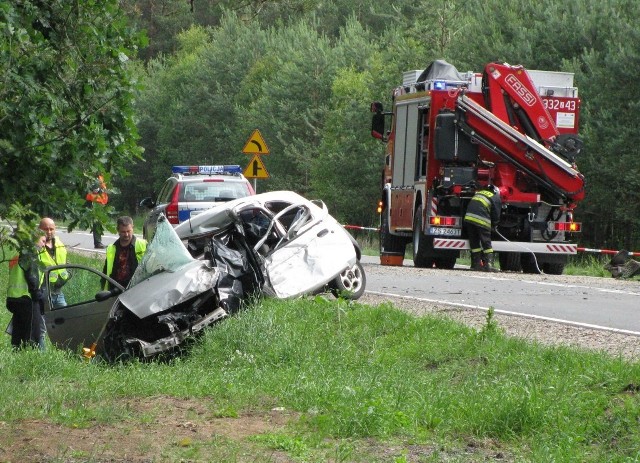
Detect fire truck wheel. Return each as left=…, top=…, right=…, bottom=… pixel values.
left=434, top=255, right=457, bottom=269
left=542, top=262, right=565, bottom=275
left=498, top=252, right=522, bottom=272
left=520, top=253, right=542, bottom=274
left=412, top=205, right=435, bottom=268
left=331, top=260, right=366, bottom=300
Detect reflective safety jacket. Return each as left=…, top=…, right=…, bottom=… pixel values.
left=103, top=237, right=147, bottom=289
left=38, top=238, right=69, bottom=286
left=7, top=253, right=43, bottom=300
left=85, top=175, right=108, bottom=205
left=464, top=188, right=501, bottom=230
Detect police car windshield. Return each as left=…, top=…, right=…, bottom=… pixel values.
left=180, top=182, right=250, bottom=202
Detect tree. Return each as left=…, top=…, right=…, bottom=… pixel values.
left=0, top=0, right=144, bottom=254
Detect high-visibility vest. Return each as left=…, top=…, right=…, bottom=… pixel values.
left=85, top=175, right=108, bottom=205
left=38, top=239, right=69, bottom=284
left=7, top=254, right=43, bottom=299
left=104, top=238, right=147, bottom=288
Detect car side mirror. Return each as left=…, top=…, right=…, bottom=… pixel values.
left=370, top=103, right=391, bottom=142
left=95, top=288, right=122, bottom=302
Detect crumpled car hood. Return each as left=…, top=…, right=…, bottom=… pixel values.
left=118, top=260, right=218, bottom=319
left=118, top=215, right=220, bottom=319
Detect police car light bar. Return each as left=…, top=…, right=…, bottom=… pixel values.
left=172, top=165, right=242, bottom=175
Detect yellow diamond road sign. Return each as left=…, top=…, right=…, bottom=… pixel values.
left=242, top=129, right=270, bottom=155
left=244, top=154, right=270, bottom=179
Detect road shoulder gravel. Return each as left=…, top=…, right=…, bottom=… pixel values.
left=360, top=292, right=640, bottom=362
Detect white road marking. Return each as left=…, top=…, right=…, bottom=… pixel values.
left=442, top=274, right=640, bottom=296
left=366, top=290, right=640, bottom=337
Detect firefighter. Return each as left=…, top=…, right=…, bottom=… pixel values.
left=85, top=174, right=109, bottom=248
left=464, top=185, right=501, bottom=272
left=102, top=216, right=147, bottom=290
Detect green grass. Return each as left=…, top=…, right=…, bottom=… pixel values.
left=2, top=250, right=640, bottom=461
left=1, top=297, right=639, bottom=461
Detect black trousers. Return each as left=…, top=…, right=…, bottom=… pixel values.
left=466, top=224, right=493, bottom=254
left=7, top=297, right=42, bottom=349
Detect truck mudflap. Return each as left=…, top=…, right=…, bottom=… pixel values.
left=432, top=238, right=577, bottom=254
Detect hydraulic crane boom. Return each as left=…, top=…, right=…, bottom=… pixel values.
left=455, top=93, right=585, bottom=202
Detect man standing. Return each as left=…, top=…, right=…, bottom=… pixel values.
left=37, top=217, right=69, bottom=350
left=103, top=216, right=147, bottom=290
left=85, top=174, right=109, bottom=248
left=6, top=235, right=45, bottom=349
left=38, top=218, right=69, bottom=308
left=464, top=185, right=502, bottom=272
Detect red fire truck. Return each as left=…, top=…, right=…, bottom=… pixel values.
left=371, top=60, right=585, bottom=274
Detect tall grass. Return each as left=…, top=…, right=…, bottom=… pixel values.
left=2, top=249, right=640, bottom=460
left=1, top=296, right=640, bottom=461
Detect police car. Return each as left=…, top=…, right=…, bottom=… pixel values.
left=140, top=165, right=254, bottom=240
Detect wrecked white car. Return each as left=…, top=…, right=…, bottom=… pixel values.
left=42, top=191, right=365, bottom=362
left=173, top=190, right=366, bottom=300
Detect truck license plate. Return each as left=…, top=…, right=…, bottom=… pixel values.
left=429, top=227, right=461, bottom=237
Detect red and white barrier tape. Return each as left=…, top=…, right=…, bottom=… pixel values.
left=577, top=247, right=640, bottom=257
left=343, top=224, right=380, bottom=232
left=343, top=225, right=640, bottom=256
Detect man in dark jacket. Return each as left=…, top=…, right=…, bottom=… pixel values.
left=464, top=185, right=502, bottom=272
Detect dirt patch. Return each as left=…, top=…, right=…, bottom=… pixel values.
left=0, top=396, right=297, bottom=462
left=0, top=394, right=512, bottom=462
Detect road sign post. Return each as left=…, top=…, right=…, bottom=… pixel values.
left=242, top=129, right=270, bottom=192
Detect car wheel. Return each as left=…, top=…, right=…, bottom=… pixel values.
left=331, top=260, right=366, bottom=300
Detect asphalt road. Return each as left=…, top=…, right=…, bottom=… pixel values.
left=360, top=255, right=640, bottom=336
left=58, top=228, right=640, bottom=336
left=57, top=228, right=118, bottom=254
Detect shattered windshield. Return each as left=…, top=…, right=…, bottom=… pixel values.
left=128, top=216, right=195, bottom=287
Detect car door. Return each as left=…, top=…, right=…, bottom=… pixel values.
left=254, top=202, right=356, bottom=298
left=43, top=264, right=124, bottom=353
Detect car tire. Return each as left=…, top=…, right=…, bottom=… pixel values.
left=331, top=260, right=366, bottom=300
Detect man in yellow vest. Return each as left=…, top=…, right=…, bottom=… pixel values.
left=6, top=235, right=46, bottom=349
left=37, top=217, right=69, bottom=350
left=102, top=216, right=147, bottom=290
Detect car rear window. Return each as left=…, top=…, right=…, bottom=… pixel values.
left=180, top=181, right=251, bottom=202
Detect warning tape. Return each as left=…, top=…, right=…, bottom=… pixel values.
left=577, top=247, right=640, bottom=257
left=344, top=224, right=640, bottom=257
left=343, top=224, right=380, bottom=232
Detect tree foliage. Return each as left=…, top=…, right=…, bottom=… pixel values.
left=0, top=0, right=143, bottom=252
left=4, top=0, right=640, bottom=251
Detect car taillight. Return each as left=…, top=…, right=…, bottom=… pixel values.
left=166, top=185, right=181, bottom=224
